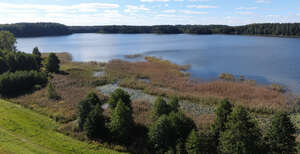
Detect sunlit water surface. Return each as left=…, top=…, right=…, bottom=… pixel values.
left=17, top=33, right=300, bottom=93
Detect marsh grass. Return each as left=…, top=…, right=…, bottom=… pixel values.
left=105, top=57, right=291, bottom=113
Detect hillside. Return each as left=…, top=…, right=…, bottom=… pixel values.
left=0, top=99, right=123, bottom=154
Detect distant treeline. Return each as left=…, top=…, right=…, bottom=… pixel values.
left=0, top=23, right=71, bottom=37
left=2, top=22, right=300, bottom=37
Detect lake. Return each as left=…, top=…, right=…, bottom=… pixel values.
left=16, top=33, right=300, bottom=93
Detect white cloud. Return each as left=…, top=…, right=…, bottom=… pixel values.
left=0, top=2, right=119, bottom=13
left=236, top=11, right=254, bottom=15
left=180, top=10, right=208, bottom=14
left=163, top=9, right=177, bottom=13
left=236, top=7, right=258, bottom=10
left=187, top=5, right=218, bottom=9
left=124, top=5, right=150, bottom=13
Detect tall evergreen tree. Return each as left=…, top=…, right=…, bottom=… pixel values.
left=219, top=106, right=262, bottom=154
left=265, top=112, right=297, bottom=154
left=45, top=53, right=60, bottom=73
left=168, top=96, right=180, bottom=112
left=109, top=100, right=133, bottom=144
left=168, top=111, right=196, bottom=151
left=77, top=99, right=93, bottom=130
left=148, top=115, right=176, bottom=153
left=107, top=88, right=131, bottom=109
left=32, top=47, right=42, bottom=69
left=210, top=99, right=233, bottom=151
left=84, top=92, right=102, bottom=106
left=84, top=104, right=107, bottom=139
left=185, top=129, right=201, bottom=154
left=151, top=96, right=170, bottom=120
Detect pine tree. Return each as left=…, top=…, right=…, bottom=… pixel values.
left=32, top=47, right=42, bottom=69
left=109, top=100, right=133, bottom=144
left=47, top=82, right=59, bottom=100
left=265, top=112, right=297, bottom=154
left=148, top=115, right=176, bottom=153
left=107, top=88, right=131, bottom=109
left=168, top=96, right=180, bottom=112
left=151, top=96, right=170, bottom=120
left=84, top=104, right=107, bottom=139
left=219, top=106, right=262, bottom=154
left=185, top=129, right=201, bottom=154
left=45, top=53, right=60, bottom=73
left=210, top=99, right=233, bottom=151
left=77, top=92, right=103, bottom=130
left=77, top=100, right=93, bottom=130
left=84, top=92, right=101, bottom=106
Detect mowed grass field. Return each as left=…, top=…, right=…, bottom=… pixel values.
left=0, top=99, right=123, bottom=154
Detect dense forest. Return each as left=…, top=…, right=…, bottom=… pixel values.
left=0, top=23, right=71, bottom=37
left=2, top=22, right=300, bottom=37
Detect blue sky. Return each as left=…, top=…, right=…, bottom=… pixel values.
left=0, top=0, right=300, bottom=25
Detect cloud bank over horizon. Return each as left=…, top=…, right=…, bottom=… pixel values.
left=0, top=0, right=299, bottom=26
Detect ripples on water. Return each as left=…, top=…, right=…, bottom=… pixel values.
left=16, top=33, right=300, bottom=93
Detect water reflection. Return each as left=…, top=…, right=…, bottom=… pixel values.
left=16, top=33, right=300, bottom=93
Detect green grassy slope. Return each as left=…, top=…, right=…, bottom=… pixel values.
left=0, top=99, right=123, bottom=154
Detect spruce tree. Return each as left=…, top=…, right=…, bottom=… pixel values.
left=109, top=100, right=133, bottom=144
left=265, top=112, right=297, bottom=154
left=185, top=129, right=201, bottom=154
left=84, top=104, right=107, bottom=139
left=45, top=53, right=60, bottom=73
left=148, top=115, right=176, bottom=153
left=32, top=47, right=42, bottom=69
left=168, top=96, right=180, bottom=112
left=219, top=106, right=262, bottom=154
left=77, top=99, right=93, bottom=130
left=151, top=96, right=170, bottom=120
left=210, top=99, right=233, bottom=151
left=107, top=88, right=131, bottom=109
left=85, top=92, right=102, bottom=106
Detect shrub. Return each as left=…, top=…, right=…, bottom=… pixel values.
left=0, top=70, right=47, bottom=96
left=265, top=112, right=297, bottom=154
left=107, top=88, right=131, bottom=109
left=109, top=100, right=133, bottom=144
left=45, top=53, right=60, bottom=73
left=47, top=82, right=59, bottom=100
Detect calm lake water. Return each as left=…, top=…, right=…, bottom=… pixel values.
left=16, top=33, right=300, bottom=93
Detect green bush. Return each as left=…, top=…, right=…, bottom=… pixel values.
left=0, top=31, right=16, bottom=51
left=0, top=70, right=47, bottom=96
left=47, top=82, right=59, bottom=100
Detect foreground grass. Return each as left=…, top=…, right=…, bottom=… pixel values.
left=0, top=99, right=123, bottom=154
